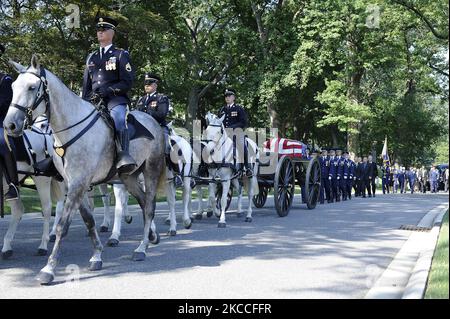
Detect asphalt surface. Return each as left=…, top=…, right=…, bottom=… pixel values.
left=0, top=191, right=448, bottom=299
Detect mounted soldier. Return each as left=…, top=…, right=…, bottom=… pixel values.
left=0, top=43, right=20, bottom=200
left=136, top=73, right=182, bottom=187
left=82, top=16, right=136, bottom=174
left=218, top=88, right=252, bottom=177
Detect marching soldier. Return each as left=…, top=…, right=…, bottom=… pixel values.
left=0, top=43, right=20, bottom=200
left=368, top=155, right=377, bottom=197
left=328, top=149, right=338, bottom=202
left=319, top=148, right=330, bottom=204
left=341, top=151, right=350, bottom=201
left=361, top=156, right=371, bottom=198
left=336, top=148, right=344, bottom=201
left=346, top=152, right=354, bottom=200
left=354, top=157, right=362, bottom=197
left=382, top=164, right=391, bottom=194
left=398, top=167, right=406, bottom=194
left=218, top=88, right=251, bottom=176
left=408, top=167, right=417, bottom=194
left=82, top=16, right=136, bottom=174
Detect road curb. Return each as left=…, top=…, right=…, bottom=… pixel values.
left=364, top=203, right=449, bottom=299
left=402, top=208, right=447, bottom=299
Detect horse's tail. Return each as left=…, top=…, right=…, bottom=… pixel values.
left=50, top=178, right=66, bottom=203
left=156, top=165, right=168, bottom=198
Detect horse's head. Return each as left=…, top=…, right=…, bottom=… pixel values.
left=4, top=55, right=50, bottom=137
left=204, top=112, right=225, bottom=145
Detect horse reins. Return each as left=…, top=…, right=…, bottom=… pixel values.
left=9, top=68, right=102, bottom=158
left=10, top=68, right=50, bottom=129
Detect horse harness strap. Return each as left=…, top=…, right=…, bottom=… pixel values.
left=10, top=68, right=50, bottom=129
left=53, top=112, right=102, bottom=158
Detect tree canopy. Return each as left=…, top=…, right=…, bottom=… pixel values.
left=1, top=0, right=448, bottom=166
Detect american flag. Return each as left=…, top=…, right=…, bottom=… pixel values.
left=381, top=136, right=390, bottom=166
left=263, top=138, right=306, bottom=158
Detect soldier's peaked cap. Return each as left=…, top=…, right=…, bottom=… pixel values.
left=145, top=73, right=161, bottom=84
left=224, top=88, right=236, bottom=96
left=96, top=16, right=118, bottom=30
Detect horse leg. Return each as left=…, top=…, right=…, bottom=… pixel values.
left=1, top=199, right=24, bottom=259
left=49, top=200, right=64, bottom=242
left=120, top=173, right=150, bottom=261
left=245, top=175, right=256, bottom=223
left=99, top=184, right=111, bottom=232
left=209, top=180, right=219, bottom=219
left=218, top=180, right=231, bottom=228
left=165, top=168, right=174, bottom=226
left=33, top=176, right=52, bottom=256
left=107, top=184, right=127, bottom=247
left=36, top=183, right=87, bottom=285
left=79, top=195, right=103, bottom=271
left=166, top=178, right=177, bottom=236
left=233, top=178, right=243, bottom=218
left=182, top=176, right=193, bottom=229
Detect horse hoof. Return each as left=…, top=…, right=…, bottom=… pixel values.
left=164, top=219, right=171, bottom=226
left=99, top=226, right=109, bottom=233
left=132, top=252, right=146, bottom=261
left=218, top=222, right=226, bottom=228
left=184, top=219, right=193, bottom=229
left=245, top=217, right=253, bottom=223
left=89, top=261, right=103, bottom=271
left=149, top=232, right=160, bottom=245
left=1, top=250, right=13, bottom=260
left=206, top=211, right=213, bottom=218
left=168, top=230, right=177, bottom=236
left=36, top=249, right=48, bottom=256
left=49, top=234, right=56, bottom=242
left=236, top=212, right=244, bottom=218
left=107, top=239, right=119, bottom=247
left=36, top=271, right=54, bottom=285
left=194, top=213, right=203, bottom=220
left=125, top=216, right=133, bottom=224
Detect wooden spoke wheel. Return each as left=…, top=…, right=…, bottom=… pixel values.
left=304, top=157, right=321, bottom=210
left=273, top=156, right=295, bottom=217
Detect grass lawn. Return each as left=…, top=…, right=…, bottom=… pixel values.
left=425, top=210, right=449, bottom=299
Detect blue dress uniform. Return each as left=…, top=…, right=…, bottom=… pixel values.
left=136, top=73, right=170, bottom=151
left=336, top=154, right=345, bottom=201
left=346, top=156, right=354, bottom=200
left=82, top=16, right=136, bottom=174
left=0, top=43, right=20, bottom=200
left=218, top=88, right=250, bottom=175
left=328, top=152, right=338, bottom=202
left=319, top=150, right=330, bottom=204
left=408, top=169, right=416, bottom=194
left=382, top=166, right=391, bottom=194
left=398, top=169, right=405, bottom=193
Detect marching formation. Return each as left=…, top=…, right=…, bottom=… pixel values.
left=0, top=16, right=446, bottom=286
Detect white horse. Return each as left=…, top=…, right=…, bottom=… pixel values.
left=104, top=126, right=196, bottom=246
left=1, top=121, right=65, bottom=259
left=203, top=112, right=259, bottom=228
left=5, top=56, right=165, bottom=285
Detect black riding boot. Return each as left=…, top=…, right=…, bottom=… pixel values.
left=116, top=129, right=137, bottom=174
left=243, top=143, right=253, bottom=177
left=3, top=149, right=19, bottom=201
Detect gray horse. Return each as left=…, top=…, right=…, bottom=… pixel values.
left=3, top=55, right=165, bottom=285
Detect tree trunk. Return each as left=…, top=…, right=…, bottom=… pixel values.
left=186, top=86, right=200, bottom=132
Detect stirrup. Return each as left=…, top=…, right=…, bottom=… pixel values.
left=5, top=184, right=20, bottom=201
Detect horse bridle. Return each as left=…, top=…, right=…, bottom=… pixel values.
left=10, top=68, right=50, bottom=129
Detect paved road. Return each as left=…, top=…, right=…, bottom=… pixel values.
left=0, top=191, right=448, bottom=298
